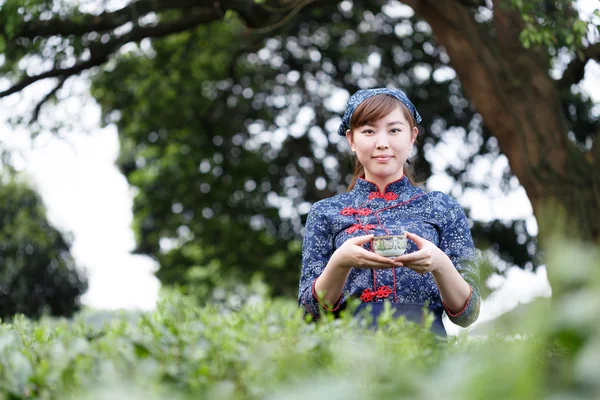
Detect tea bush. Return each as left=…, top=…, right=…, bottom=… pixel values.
left=0, top=236, right=598, bottom=399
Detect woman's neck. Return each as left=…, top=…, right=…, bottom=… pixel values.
left=362, top=170, right=405, bottom=194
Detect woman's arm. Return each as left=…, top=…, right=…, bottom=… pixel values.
left=393, top=232, right=471, bottom=311
left=429, top=254, right=472, bottom=314
left=298, top=204, right=339, bottom=319
left=313, top=255, right=353, bottom=309
left=394, top=200, right=480, bottom=327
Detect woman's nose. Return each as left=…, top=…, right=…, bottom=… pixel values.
left=376, top=133, right=389, bottom=149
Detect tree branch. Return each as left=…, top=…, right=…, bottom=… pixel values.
left=0, top=53, right=110, bottom=98
left=257, top=0, right=304, bottom=13
left=30, top=77, right=66, bottom=124
left=453, top=0, right=487, bottom=8
left=1, top=0, right=333, bottom=103
left=9, top=0, right=201, bottom=39
left=0, top=10, right=222, bottom=99
left=560, top=43, right=600, bottom=90
left=246, top=0, right=316, bottom=35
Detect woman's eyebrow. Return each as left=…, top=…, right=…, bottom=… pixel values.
left=387, top=121, right=406, bottom=126
left=359, top=121, right=405, bottom=128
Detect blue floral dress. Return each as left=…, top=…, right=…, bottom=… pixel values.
left=298, top=175, right=480, bottom=332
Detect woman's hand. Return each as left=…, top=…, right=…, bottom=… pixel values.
left=393, top=231, right=453, bottom=275
left=331, top=234, right=398, bottom=270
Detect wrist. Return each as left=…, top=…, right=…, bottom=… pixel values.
left=431, top=254, right=454, bottom=278
left=328, top=250, right=351, bottom=272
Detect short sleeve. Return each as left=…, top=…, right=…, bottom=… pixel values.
left=438, top=199, right=480, bottom=327
left=298, top=203, right=344, bottom=320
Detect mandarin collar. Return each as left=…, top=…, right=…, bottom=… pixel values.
left=352, top=175, right=411, bottom=196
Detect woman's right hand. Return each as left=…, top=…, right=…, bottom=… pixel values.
left=330, top=234, right=399, bottom=270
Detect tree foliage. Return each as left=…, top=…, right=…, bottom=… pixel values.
left=1, top=0, right=598, bottom=297
left=91, top=1, right=538, bottom=297
left=0, top=172, right=87, bottom=319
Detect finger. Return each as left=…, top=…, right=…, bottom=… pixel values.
left=348, top=234, right=374, bottom=245
left=395, top=249, right=429, bottom=263
left=355, top=250, right=397, bottom=267
left=402, top=265, right=428, bottom=275
left=389, top=256, right=404, bottom=266
left=404, top=262, right=432, bottom=269
left=352, top=258, right=394, bottom=269
left=404, top=231, right=427, bottom=249
left=360, top=261, right=399, bottom=269
left=362, top=251, right=397, bottom=265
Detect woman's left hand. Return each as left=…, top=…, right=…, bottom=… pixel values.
left=392, top=231, right=452, bottom=275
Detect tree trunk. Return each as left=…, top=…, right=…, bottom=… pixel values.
left=408, top=0, right=600, bottom=243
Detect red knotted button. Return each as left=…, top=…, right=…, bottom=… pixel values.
left=384, top=192, right=398, bottom=201
left=346, top=224, right=360, bottom=234
left=375, top=285, right=392, bottom=299
left=360, top=285, right=392, bottom=302
left=360, top=288, right=376, bottom=302
left=346, top=223, right=377, bottom=234
left=340, top=207, right=356, bottom=216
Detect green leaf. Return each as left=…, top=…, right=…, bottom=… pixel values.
left=565, top=33, right=574, bottom=46
left=573, top=19, right=587, bottom=35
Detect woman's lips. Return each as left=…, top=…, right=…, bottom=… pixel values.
left=373, top=156, right=393, bottom=162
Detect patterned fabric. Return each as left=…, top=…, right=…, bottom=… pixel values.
left=298, top=175, right=480, bottom=329
left=337, top=88, right=423, bottom=136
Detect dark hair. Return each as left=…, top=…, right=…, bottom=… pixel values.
left=346, top=94, right=418, bottom=191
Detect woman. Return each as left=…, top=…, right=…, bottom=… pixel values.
left=298, top=88, right=480, bottom=336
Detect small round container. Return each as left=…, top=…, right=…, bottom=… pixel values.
left=372, top=233, right=407, bottom=257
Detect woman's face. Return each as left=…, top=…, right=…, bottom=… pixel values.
left=346, top=106, right=418, bottom=185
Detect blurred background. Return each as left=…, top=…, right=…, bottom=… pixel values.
left=0, top=0, right=598, bottom=334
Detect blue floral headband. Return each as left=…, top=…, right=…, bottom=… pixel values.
left=337, top=88, right=422, bottom=136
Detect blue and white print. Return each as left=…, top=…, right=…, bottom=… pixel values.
left=298, top=175, right=480, bottom=328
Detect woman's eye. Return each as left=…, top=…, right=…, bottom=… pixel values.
left=361, top=129, right=375, bottom=134
left=390, top=128, right=401, bottom=134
